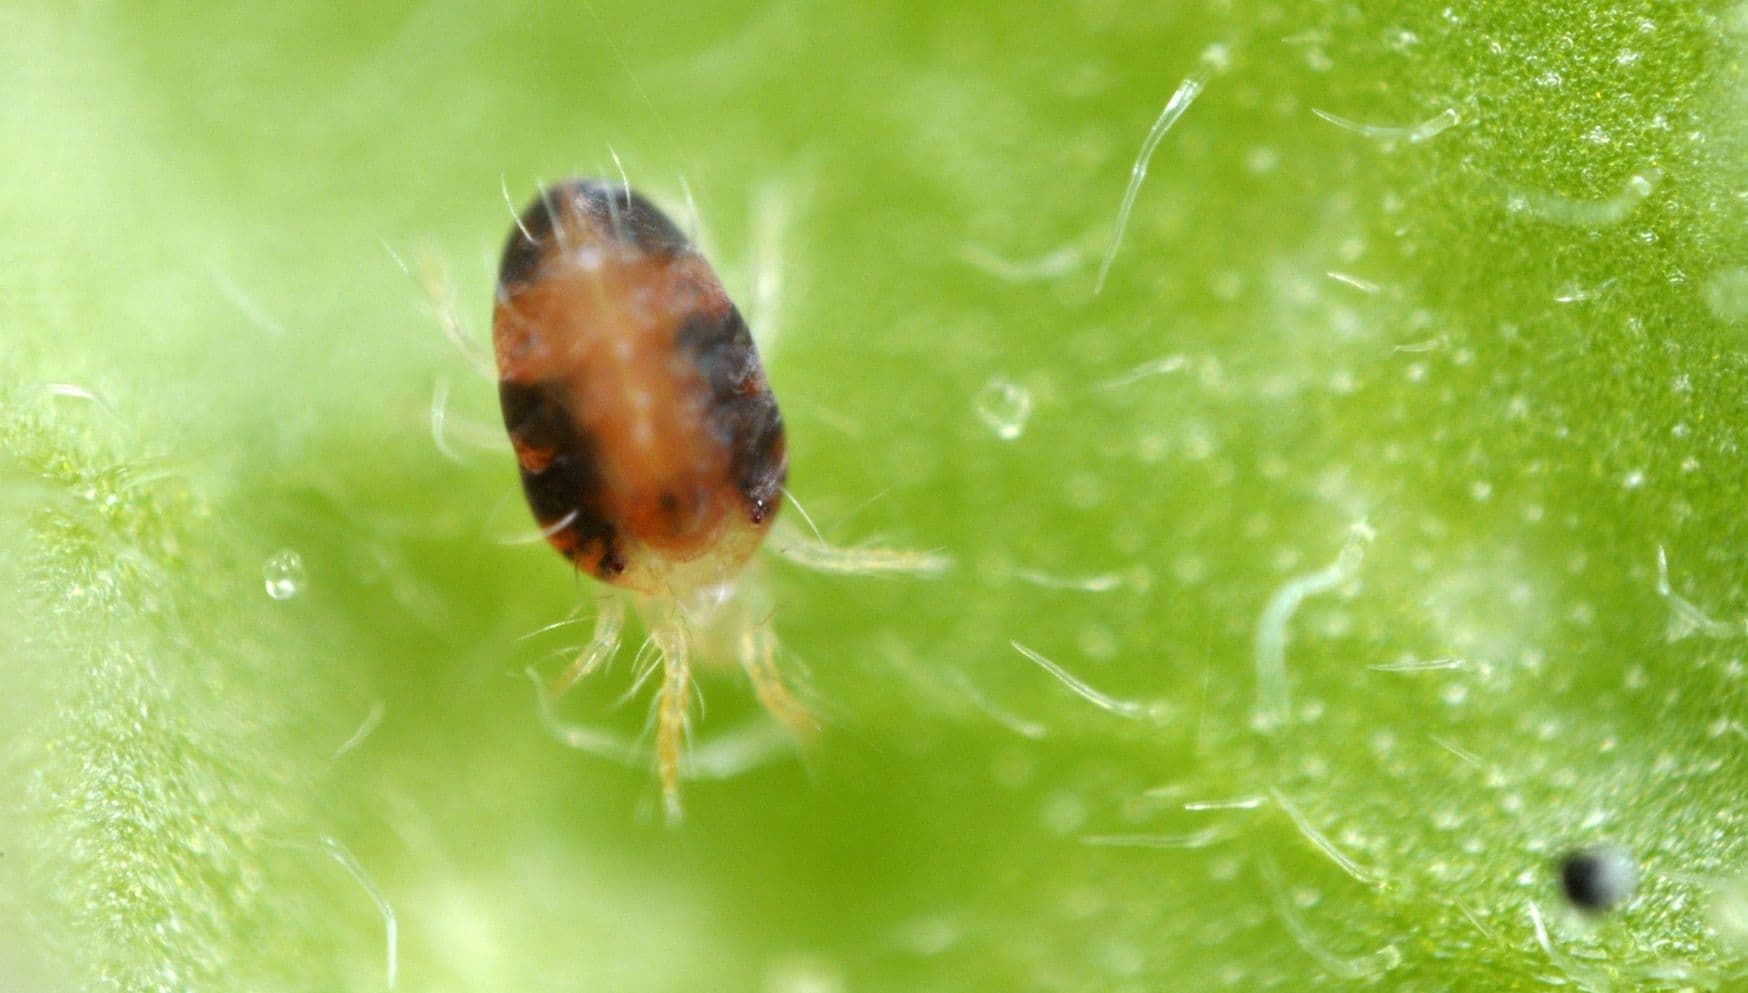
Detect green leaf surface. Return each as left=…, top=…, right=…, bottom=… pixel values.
left=5, top=1, right=1748, bottom=991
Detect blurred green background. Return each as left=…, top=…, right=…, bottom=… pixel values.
left=5, top=1, right=1748, bottom=990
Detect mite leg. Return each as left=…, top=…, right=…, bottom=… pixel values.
left=737, top=625, right=816, bottom=737
left=429, top=377, right=512, bottom=463
left=650, top=618, right=693, bottom=824
left=548, top=594, right=626, bottom=698
left=768, top=517, right=952, bottom=576
left=396, top=251, right=495, bottom=379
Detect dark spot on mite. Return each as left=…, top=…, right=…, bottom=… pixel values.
left=581, top=181, right=691, bottom=256
left=498, top=180, right=692, bottom=290
left=500, top=375, right=573, bottom=454
left=674, top=307, right=787, bottom=518
left=1559, top=847, right=1637, bottom=914
left=499, top=379, right=624, bottom=580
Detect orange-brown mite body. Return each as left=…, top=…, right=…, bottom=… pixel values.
left=492, top=180, right=786, bottom=596
left=489, top=180, right=942, bottom=821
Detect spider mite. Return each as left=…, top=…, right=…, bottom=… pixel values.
left=493, top=179, right=944, bottom=821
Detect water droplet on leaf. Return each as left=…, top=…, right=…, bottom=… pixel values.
left=974, top=376, right=1032, bottom=441
left=263, top=549, right=305, bottom=600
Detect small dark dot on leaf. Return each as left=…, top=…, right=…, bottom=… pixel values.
left=1559, top=846, right=1637, bottom=913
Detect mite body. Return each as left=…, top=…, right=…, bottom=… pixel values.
left=490, top=179, right=944, bottom=821
left=493, top=180, right=786, bottom=596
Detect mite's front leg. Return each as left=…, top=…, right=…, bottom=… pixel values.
left=650, top=618, right=692, bottom=825
left=548, top=594, right=625, bottom=698
left=737, top=625, right=816, bottom=738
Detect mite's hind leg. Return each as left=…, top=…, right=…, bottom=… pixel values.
left=549, top=595, right=626, bottom=698
left=650, top=618, right=693, bottom=824
left=385, top=243, right=496, bottom=380
left=429, top=376, right=515, bottom=463
left=738, top=625, right=817, bottom=737
left=768, top=516, right=952, bottom=576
